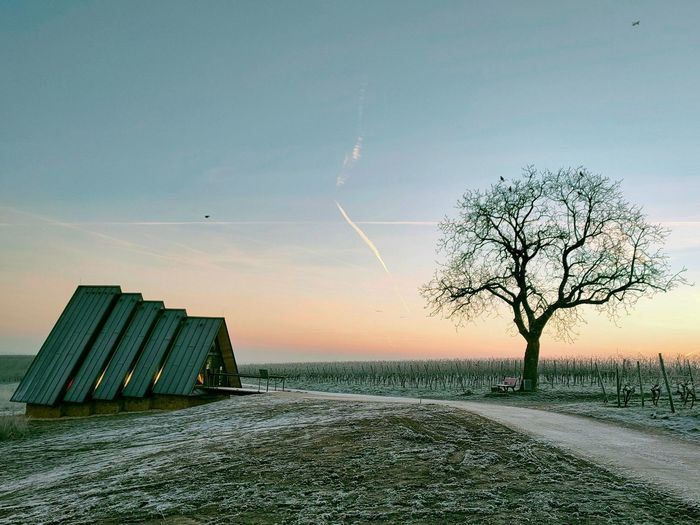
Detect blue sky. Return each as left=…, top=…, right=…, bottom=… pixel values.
left=1, top=1, right=699, bottom=361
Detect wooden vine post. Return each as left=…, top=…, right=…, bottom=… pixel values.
left=688, top=359, right=695, bottom=384
left=595, top=362, right=608, bottom=404
left=636, top=361, right=644, bottom=407
left=615, top=363, right=621, bottom=407
left=658, top=353, right=675, bottom=414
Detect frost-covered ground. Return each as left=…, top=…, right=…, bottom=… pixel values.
left=274, top=380, right=700, bottom=444
left=547, top=401, right=700, bottom=442
left=1, top=394, right=699, bottom=524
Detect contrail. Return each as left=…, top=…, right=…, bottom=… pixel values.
left=332, top=85, right=410, bottom=314
left=336, top=84, right=366, bottom=187
left=335, top=201, right=390, bottom=274
left=356, top=83, right=366, bottom=133
left=336, top=201, right=411, bottom=314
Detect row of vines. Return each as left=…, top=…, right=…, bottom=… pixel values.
left=238, top=355, right=699, bottom=394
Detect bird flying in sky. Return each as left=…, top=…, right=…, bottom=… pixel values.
left=632, top=21, right=640, bottom=26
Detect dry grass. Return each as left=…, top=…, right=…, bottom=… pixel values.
left=0, top=414, right=28, bottom=441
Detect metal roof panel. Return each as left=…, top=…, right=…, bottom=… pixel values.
left=11, top=286, right=88, bottom=404
left=152, top=317, right=222, bottom=396
left=63, top=293, right=142, bottom=403
left=152, top=318, right=200, bottom=395
left=11, top=286, right=121, bottom=405
left=121, top=308, right=186, bottom=398
left=92, top=301, right=163, bottom=400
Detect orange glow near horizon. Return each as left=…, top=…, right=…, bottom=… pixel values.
left=0, top=212, right=698, bottom=364
left=2, top=3, right=700, bottom=369
left=4, top=277, right=699, bottom=364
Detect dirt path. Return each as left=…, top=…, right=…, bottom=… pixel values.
left=286, top=389, right=700, bottom=505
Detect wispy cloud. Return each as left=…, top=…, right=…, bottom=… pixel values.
left=660, top=221, right=700, bottom=226
left=0, top=206, right=223, bottom=269
left=0, top=219, right=439, bottom=226
left=1, top=206, right=377, bottom=274
left=658, top=221, right=700, bottom=250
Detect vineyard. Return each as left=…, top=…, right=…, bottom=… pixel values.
left=238, top=355, right=699, bottom=402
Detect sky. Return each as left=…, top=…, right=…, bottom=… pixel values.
left=1, top=1, right=699, bottom=363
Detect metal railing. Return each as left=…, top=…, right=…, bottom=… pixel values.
left=204, top=370, right=286, bottom=392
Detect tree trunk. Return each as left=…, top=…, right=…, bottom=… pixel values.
left=522, top=336, right=541, bottom=391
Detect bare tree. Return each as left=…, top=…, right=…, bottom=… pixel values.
left=421, top=167, right=687, bottom=390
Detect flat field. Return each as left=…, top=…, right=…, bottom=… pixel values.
left=0, top=354, right=32, bottom=416
left=0, top=355, right=32, bottom=384
left=2, top=394, right=699, bottom=524
left=0, top=384, right=20, bottom=415
left=240, top=359, right=700, bottom=443
left=3, top=356, right=700, bottom=523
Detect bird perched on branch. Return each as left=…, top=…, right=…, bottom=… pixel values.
left=500, top=176, right=505, bottom=181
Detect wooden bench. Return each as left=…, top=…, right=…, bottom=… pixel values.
left=493, top=376, right=519, bottom=393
